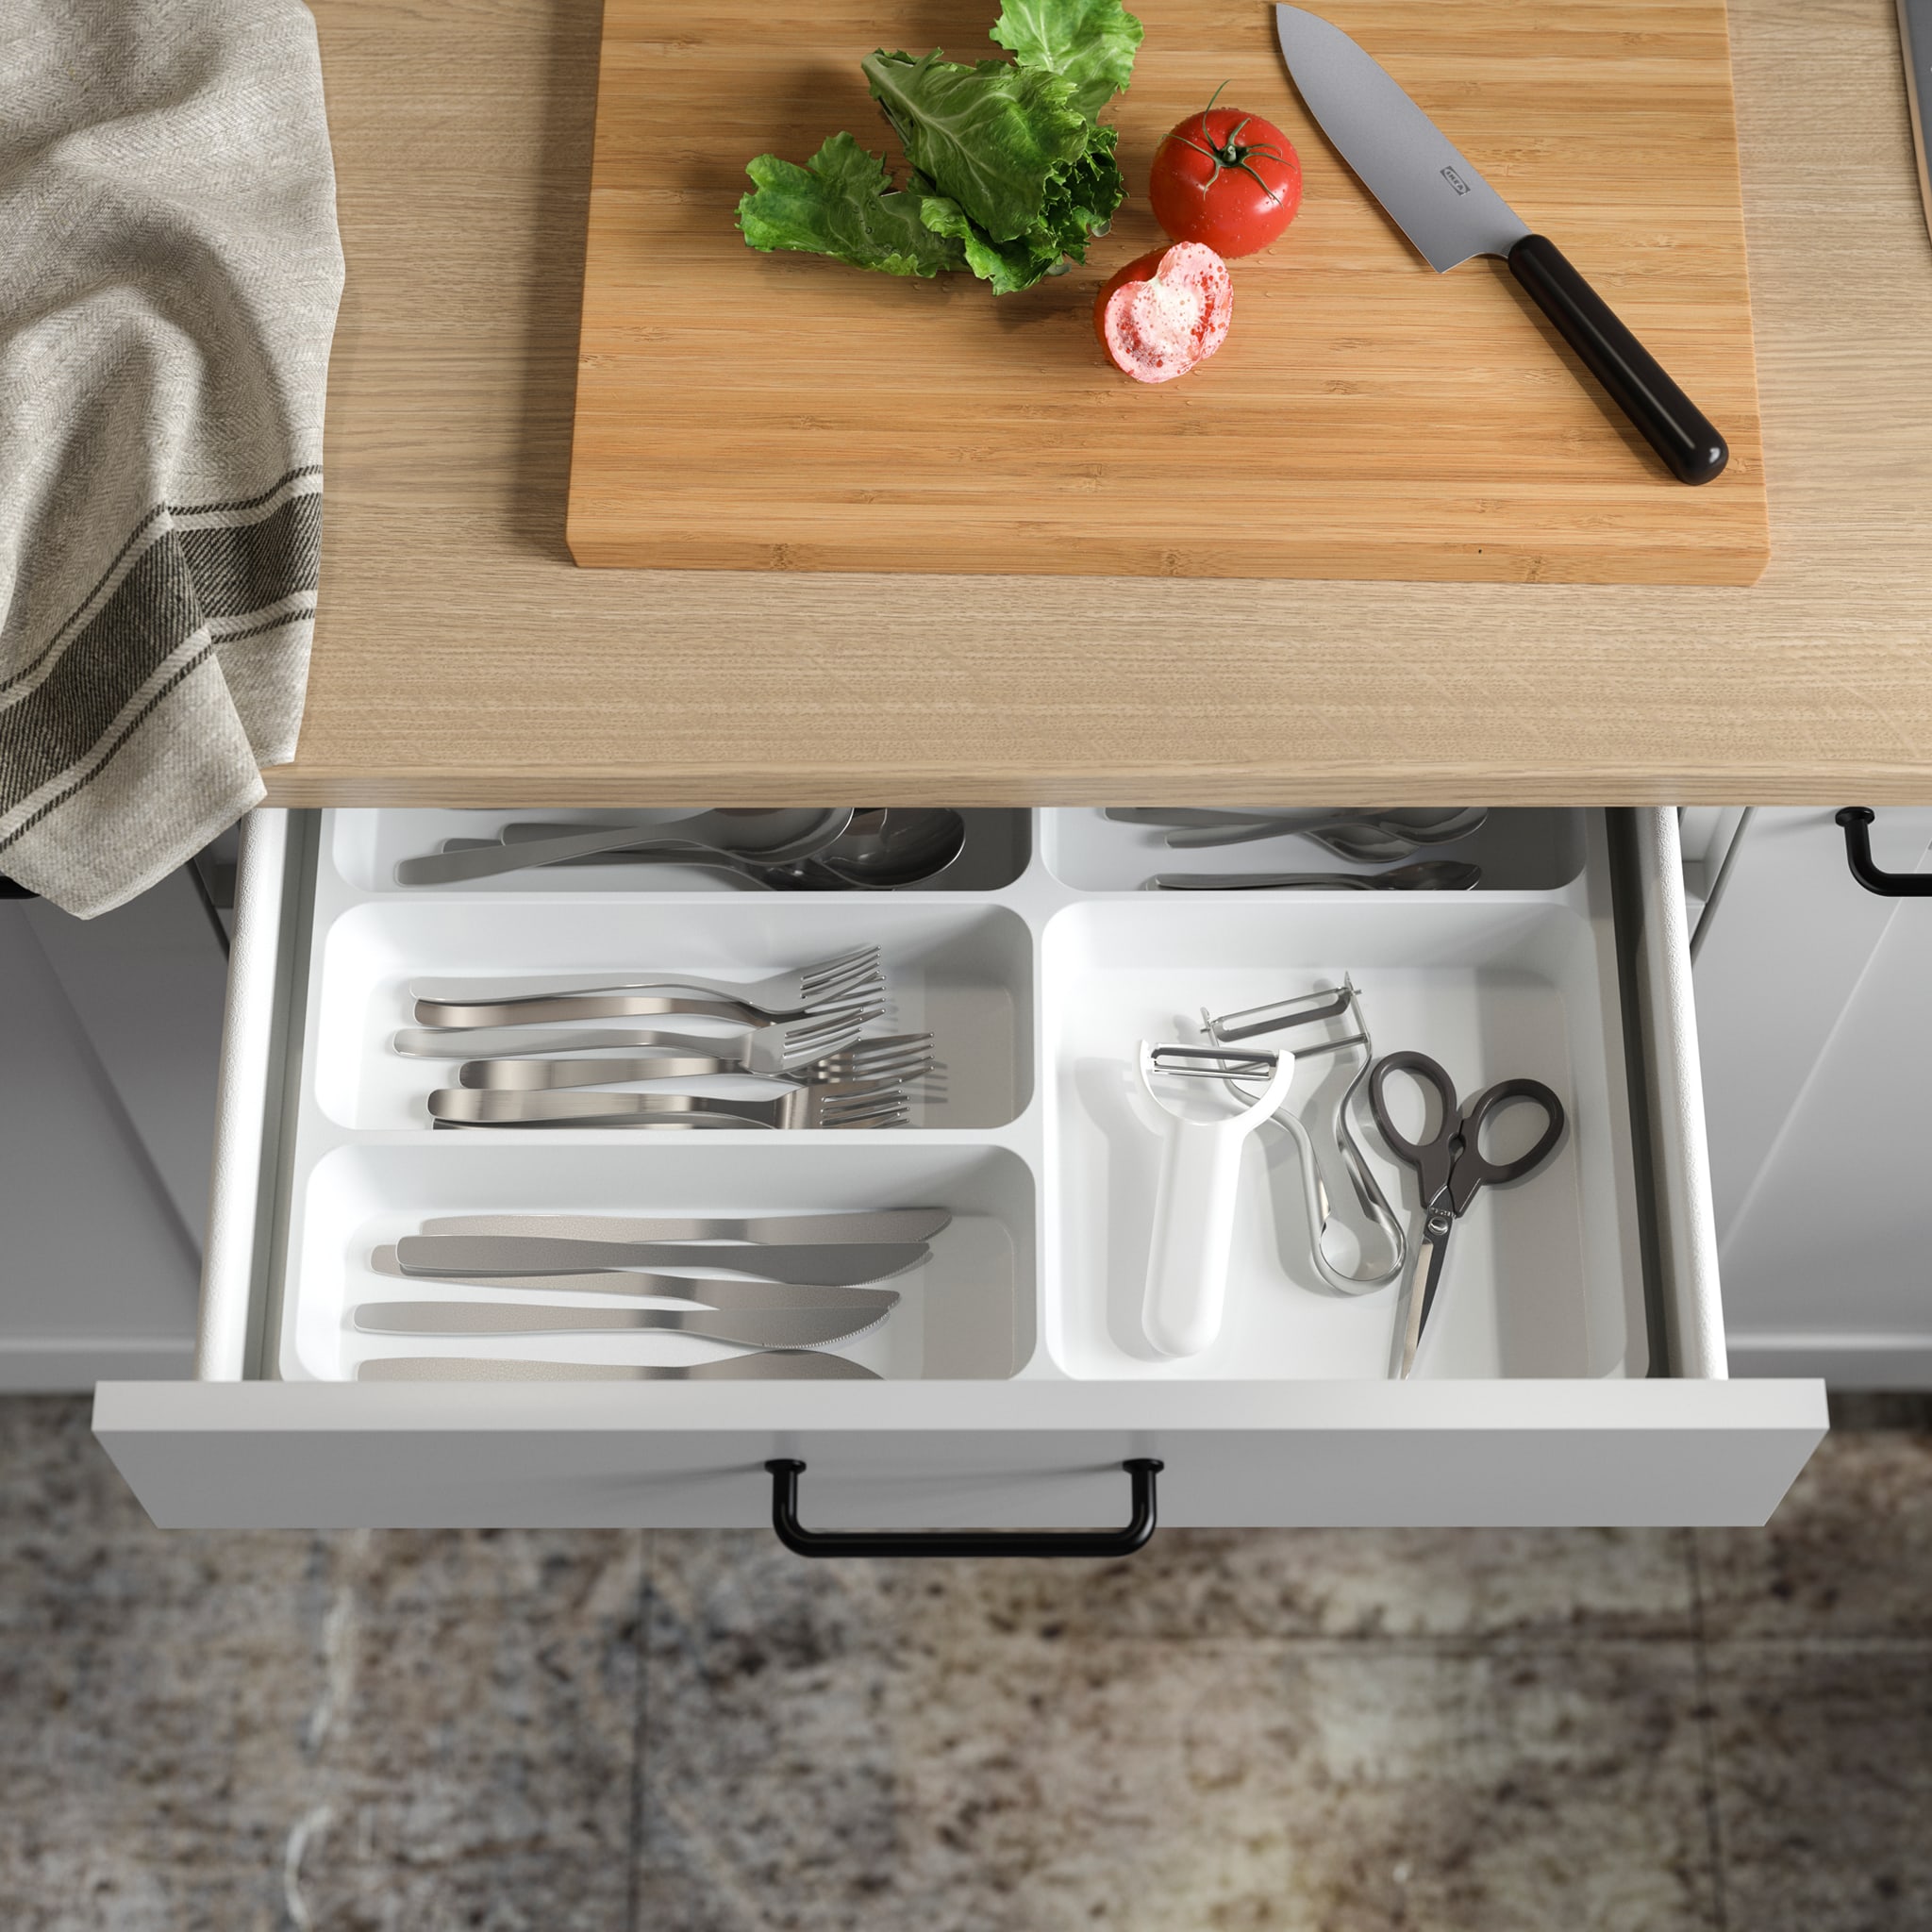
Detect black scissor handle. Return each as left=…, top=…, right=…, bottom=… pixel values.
left=1367, top=1050, right=1460, bottom=1195
left=1448, top=1078, right=1566, bottom=1212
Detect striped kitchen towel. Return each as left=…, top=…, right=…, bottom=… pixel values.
left=0, top=0, right=342, bottom=915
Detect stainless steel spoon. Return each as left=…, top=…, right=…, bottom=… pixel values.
left=395, top=809, right=854, bottom=887
left=765, top=808, right=968, bottom=891
left=462, top=807, right=969, bottom=891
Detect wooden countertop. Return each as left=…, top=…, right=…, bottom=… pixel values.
left=282, top=0, right=1932, bottom=806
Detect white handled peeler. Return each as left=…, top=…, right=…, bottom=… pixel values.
left=1138, top=1042, right=1297, bottom=1358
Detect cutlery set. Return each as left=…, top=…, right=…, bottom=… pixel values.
left=274, top=805, right=1622, bottom=1389
left=397, top=947, right=939, bottom=1130
left=356, top=1209, right=948, bottom=1381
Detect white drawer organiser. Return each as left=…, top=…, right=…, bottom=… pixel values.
left=92, top=808, right=1826, bottom=1534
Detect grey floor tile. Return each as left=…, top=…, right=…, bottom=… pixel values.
left=282, top=1527, right=646, bottom=1932
left=1707, top=1644, right=1932, bottom=1932
left=638, top=1530, right=1719, bottom=1932
left=644, top=1511, right=1691, bottom=1652
left=946, top=1524, right=1696, bottom=1644
left=1828, top=1395, right=1932, bottom=1432
left=0, top=1400, right=326, bottom=1930
left=1696, top=1413, right=1932, bottom=1643
left=0, top=1393, right=155, bottom=1548
left=0, top=1399, right=645, bottom=1932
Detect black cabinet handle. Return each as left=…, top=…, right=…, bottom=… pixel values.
left=765, top=1457, right=1162, bottom=1559
left=1507, top=234, right=1728, bottom=486
left=1836, top=808, right=1932, bottom=897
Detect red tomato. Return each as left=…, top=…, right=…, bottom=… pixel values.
left=1149, top=98, right=1302, bottom=258
left=1093, top=242, right=1233, bottom=385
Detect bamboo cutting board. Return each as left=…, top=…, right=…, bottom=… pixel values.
left=567, top=0, right=1767, bottom=582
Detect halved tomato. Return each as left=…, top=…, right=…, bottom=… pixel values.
left=1093, top=242, right=1234, bottom=385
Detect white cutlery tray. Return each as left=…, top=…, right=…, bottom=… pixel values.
left=266, top=807, right=1644, bottom=1386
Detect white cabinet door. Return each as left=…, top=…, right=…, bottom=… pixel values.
left=1694, top=806, right=1932, bottom=1384
left=92, top=808, right=1825, bottom=1534
left=0, top=872, right=225, bottom=1389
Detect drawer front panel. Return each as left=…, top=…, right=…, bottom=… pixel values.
left=94, top=1380, right=1824, bottom=1530
left=94, top=806, right=1827, bottom=1532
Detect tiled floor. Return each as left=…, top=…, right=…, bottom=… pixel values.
left=3, top=1396, right=1929, bottom=1931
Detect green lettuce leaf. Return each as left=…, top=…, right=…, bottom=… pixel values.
left=1040, top=130, right=1121, bottom=255
left=736, top=0, right=1138, bottom=293
left=860, top=49, right=1091, bottom=244
left=917, top=196, right=1064, bottom=294
left=737, top=132, right=968, bottom=277
left=990, top=0, right=1143, bottom=119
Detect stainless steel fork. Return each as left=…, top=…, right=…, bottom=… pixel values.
left=456, top=1033, right=936, bottom=1091
left=409, top=947, right=880, bottom=1023
left=392, top=1008, right=874, bottom=1071
left=427, top=1078, right=912, bottom=1129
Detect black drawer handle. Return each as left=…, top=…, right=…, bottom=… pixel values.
left=1836, top=808, right=1932, bottom=897
left=765, top=1457, right=1162, bottom=1559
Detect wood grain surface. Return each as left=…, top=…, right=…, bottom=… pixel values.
left=566, top=0, right=1768, bottom=583
left=281, top=0, right=1932, bottom=803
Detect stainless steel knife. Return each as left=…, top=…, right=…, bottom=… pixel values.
left=358, top=1351, right=881, bottom=1382
left=371, top=1255, right=903, bottom=1309
left=416, top=1208, right=952, bottom=1245
left=353, top=1301, right=891, bottom=1346
left=393, top=1235, right=926, bottom=1287
left=1904, top=0, right=1932, bottom=244
left=1274, top=6, right=1728, bottom=485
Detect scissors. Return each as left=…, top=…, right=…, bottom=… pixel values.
left=1367, top=1050, right=1566, bottom=1378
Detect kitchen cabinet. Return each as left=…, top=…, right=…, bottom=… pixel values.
left=0, top=872, right=226, bottom=1388
left=91, top=807, right=1824, bottom=1534
left=1692, top=806, right=1932, bottom=1386
left=68, top=0, right=1931, bottom=1537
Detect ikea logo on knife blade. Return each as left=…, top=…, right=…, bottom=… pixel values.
left=1441, top=166, right=1471, bottom=195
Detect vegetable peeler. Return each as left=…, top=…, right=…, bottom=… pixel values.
left=1137, top=1042, right=1296, bottom=1358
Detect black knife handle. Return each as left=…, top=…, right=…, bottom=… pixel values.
left=1507, top=233, right=1727, bottom=486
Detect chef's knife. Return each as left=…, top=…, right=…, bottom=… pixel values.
left=1274, top=6, right=1728, bottom=485
left=358, top=1351, right=880, bottom=1382
left=353, top=1301, right=891, bottom=1347
left=1903, top=0, right=1932, bottom=244
left=393, top=1235, right=925, bottom=1286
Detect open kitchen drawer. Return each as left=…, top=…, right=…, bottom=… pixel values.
left=92, top=808, right=1824, bottom=1534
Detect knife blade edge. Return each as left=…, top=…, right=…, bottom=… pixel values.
left=1274, top=5, right=1527, bottom=272
left=414, top=1209, right=951, bottom=1245
left=354, top=1301, right=891, bottom=1346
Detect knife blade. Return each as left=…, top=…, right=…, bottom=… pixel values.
left=370, top=1254, right=903, bottom=1309
left=1274, top=6, right=1728, bottom=485
left=354, top=1301, right=891, bottom=1346
left=393, top=1236, right=926, bottom=1287
left=416, top=1208, right=952, bottom=1245
left=1904, top=0, right=1932, bottom=245
left=358, top=1351, right=881, bottom=1382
